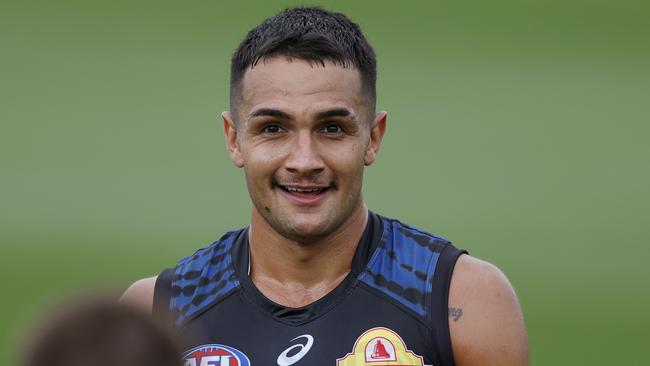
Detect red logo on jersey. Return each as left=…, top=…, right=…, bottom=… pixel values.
left=367, top=338, right=395, bottom=361
left=337, top=327, right=424, bottom=366
left=182, top=344, right=250, bottom=366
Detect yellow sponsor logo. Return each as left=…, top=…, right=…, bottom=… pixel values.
left=336, top=327, right=424, bottom=366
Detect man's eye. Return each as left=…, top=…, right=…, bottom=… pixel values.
left=322, top=124, right=343, bottom=134
left=261, top=124, right=283, bottom=134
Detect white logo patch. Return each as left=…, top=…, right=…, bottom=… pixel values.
left=277, top=334, right=314, bottom=366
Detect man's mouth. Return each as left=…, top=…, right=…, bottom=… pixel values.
left=278, top=185, right=330, bottom=195
left=273, top=181, right=333, bottom=205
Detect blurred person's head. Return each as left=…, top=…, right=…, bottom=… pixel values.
left=21, top=297, right=179, bottom=366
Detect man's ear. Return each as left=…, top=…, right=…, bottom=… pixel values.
left=222, top=111, right=244, bottom=168
left=364, top=111, right=387, bottom=166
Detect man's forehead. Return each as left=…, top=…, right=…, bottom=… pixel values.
left=238, top=57, right=365, bottom=118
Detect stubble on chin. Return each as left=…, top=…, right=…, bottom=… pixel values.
left=255, top=195, right=366, bottom=245
left=258, top=204, right=340, bottom=244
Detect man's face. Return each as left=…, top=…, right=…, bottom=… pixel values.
left=224, top=57, right=385, bottom=242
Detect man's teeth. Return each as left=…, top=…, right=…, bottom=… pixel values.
left=285, top=186, right=322, bottom=193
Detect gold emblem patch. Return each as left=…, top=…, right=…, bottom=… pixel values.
left=336, top=327, right=424, bottom=366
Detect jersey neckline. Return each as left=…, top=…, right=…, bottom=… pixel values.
left=230, top=211, right=385, bottom=326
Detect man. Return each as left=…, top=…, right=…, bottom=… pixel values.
left=122, top=7, right=528, bottom=366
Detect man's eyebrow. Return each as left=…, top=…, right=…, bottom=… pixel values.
left=247, top=108, right=292, bottom=120
left=316, top=108, right=354, bottom=120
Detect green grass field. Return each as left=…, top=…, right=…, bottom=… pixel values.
left=2, top=1, right=649, bottom=364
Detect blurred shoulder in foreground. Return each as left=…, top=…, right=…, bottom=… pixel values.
left=21, top=296, right=179, bottom=366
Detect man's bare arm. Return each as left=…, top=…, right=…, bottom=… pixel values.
left=119, top=276, right=157, bottom=314
left=449, top=255, right=529, bottom=366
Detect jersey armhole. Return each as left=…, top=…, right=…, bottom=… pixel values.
left=152, top=268, right=175, bottom=326
left=430, top=243, right=467, bottom=366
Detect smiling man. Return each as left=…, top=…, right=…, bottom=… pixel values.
left=122, top=7, right=528, bottom=366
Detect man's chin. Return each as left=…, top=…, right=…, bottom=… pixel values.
left=272, top=214, right=338, bottom=244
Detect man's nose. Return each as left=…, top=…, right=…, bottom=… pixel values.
left=284, top=130, right=325, bottom=176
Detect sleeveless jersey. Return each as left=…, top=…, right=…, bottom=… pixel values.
left=153, top=212, right=466, bottom=366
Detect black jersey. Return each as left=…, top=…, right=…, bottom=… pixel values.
left=153, top=212, right=466, bottom=366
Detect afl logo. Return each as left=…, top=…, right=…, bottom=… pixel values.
left=182, top=344, right=251, bottom=366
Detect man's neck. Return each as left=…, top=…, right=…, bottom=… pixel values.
left=247, top=204, right=368, bottom=308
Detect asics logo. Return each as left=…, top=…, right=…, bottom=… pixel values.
left=276, top=334, right=314, bottom=366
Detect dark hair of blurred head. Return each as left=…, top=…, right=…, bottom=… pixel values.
left=21, top=298, right=179, bottom=366
left=230, top=6, right=377, bottom=118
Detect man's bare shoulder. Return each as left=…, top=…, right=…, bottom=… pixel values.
left=448, top=255, right=529, bottom=366
left=120, top=276, right=158, bottom=314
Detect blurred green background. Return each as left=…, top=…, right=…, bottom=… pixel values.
left=1, top=0, right=649, bottom=364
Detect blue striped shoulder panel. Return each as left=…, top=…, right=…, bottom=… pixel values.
left=359, top=217, right=450, bottom=319
left=169, top=229, right=243, bottom=326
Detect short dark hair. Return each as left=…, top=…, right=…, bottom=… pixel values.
left=230, top=7, right=377, bottom=118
